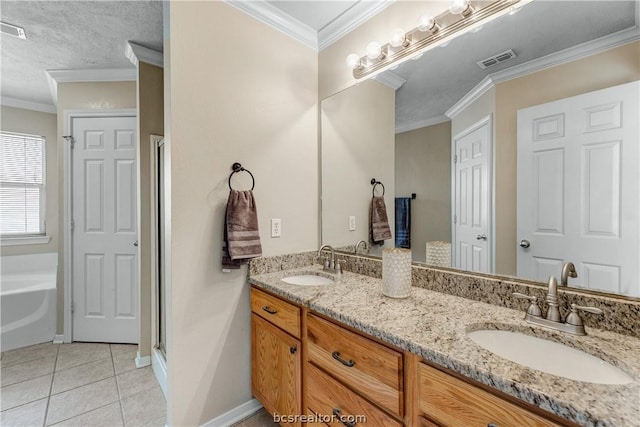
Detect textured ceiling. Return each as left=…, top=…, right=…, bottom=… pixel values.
left=267, top=0, right=359, bottom=31
left=392, top=0, right=638, bottom=130
left=0, top=0, right=163, bottom=106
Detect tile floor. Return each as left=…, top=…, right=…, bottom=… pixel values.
left=232, top=409, right=277, bottom=427
left=1, top=342, right=166, bottom=427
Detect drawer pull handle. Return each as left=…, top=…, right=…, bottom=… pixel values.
left=332, top=351, right=355, bottom=367
left=290, top=346, right=297, bottom=354
left=332, top=408, right=356, bottom=427
left=262, top=306, right=277, bottom=315
left=488, top=424, right=499, bottom=427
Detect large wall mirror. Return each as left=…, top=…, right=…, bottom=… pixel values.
left=321, top=1, right=640, bottom=298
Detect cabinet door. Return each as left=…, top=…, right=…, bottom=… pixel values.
left=418, top=363, right=560, bottom=427
left=252, top=314, right=301, bottom=426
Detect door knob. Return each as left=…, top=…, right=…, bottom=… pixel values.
left=476, top=234, right=487, bottom=241
left=519, top=239, right=530, bottom=248
left=133, top=241, right=138, bottom=247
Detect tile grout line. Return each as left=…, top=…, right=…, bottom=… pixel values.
left=47, top=401, right=122, bottom=426
left=41, top=343, right=60, bottom=427
left=112, top=345, right=127, bottom=427
left=44, top=346, right=122, bottom=426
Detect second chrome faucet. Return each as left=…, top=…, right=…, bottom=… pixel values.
left=513, top=262, right=603, bottom=335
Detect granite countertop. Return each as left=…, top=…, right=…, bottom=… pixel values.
left=248, top=266, right=640, bottom=427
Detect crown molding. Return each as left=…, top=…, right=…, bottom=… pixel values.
left=45, top=68, right=136, bottom=106
left=0, top=96, right=56, bottom=114
left=375, top=70, right=407, bottom=90
left=445, top=75, right=495, bottom=119
left=446, top=25, right=640, bottom=118
left=125, top=41, right=163, bottom=68
left=396, top=115, right=449, bottom=134
left=224, top=0, right=317, bottom=50
left=318, top=0, right=394, bottom=51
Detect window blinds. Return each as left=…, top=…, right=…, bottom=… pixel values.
left=0, top=132, right=45, bottom=235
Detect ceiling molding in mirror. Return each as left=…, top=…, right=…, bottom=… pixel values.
left=125, top=41, right=163, bottom=69
left=374, top=71, right=407, bottom=90
left=446, top=26, right=640, bottom=119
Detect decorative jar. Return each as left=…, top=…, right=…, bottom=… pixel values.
left=425, top=241, right=451, bottom=267
left=382, top=248, right=412, bottom=298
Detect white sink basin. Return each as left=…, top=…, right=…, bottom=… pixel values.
left=281, top=274, right=334, bottom=286
left=467, top=330, right=633, bottom=385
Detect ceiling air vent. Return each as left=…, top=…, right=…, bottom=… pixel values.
left=477, top=49, right=516, bottom=69
left=0, top=22, right=27, bottom=39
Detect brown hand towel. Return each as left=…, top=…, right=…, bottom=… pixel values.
left=222, top=190, right=262, bottom=269
left=370, top=195, right=392, bottom=245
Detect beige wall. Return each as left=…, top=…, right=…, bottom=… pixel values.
left=136, top=63, right=164, bottom=359
left=1, top=106, right=58, bottom=257
left=321, top=79, right=395, bottom=250
left=493, top=41, right=640, bottom=275
left=56, top=81, right=136, bottom=333
left=167, top=2, right=318, bottom=425
left=395, top=121, right=451, bottom=262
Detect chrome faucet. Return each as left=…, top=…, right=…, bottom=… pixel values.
left=354, top=240, right=368, bottom=254
left=561, top=262, right=578, bottom=287
left=317, top=244, right=342, bottom=274
left=545, top=276, right=561, bottom=322
left=512, top=274, right=603, bottom=336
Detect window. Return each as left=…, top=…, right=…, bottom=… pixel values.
left=0, top=132, right=46, bottom=236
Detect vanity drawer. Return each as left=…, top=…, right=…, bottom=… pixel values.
left=306, top=314, right=403, bottom=416
left=251, top=288, right=300, bottom=338
left=306, top=363, right=402, bottom=427
left=418, top=362, right=560, bottom=427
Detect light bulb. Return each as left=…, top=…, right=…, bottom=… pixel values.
left=389, top=28, right=406, bottom=48
left=449, top=0, right=470, bottom=15
left=366, top=41, right=383, bottom=60
left=417, top=14, right=436, bottom=32
left=346, top=53, right=361, bottom=69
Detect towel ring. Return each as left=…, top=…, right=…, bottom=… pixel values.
left=371, top=178, right=385, bottom=197
left=228, top=162, right=255, bottom=191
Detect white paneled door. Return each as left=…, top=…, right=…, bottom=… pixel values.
left=72, top=116, right=139, bottom=342
left=517, top=81, right=639, bottom=297
left=453, top=118, right=491, bottom=274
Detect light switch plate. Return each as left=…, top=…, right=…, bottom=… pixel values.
left=349, top=216, right=356, bottom=231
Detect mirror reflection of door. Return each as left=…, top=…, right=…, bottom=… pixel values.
left=517, top=81, right=639, bottom=297
left=453, top=117, right=492, bottom=274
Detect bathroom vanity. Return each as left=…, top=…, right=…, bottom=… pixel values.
left=249, top=261, right=639, bottom=427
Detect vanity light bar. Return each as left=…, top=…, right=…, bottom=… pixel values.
left=349, top=0, right=530, bottom=79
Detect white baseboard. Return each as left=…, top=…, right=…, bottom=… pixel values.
left=135, top=352, right=151, bottom=368
left=151, top=348, right=167, bottom=398
left=53, top=335, right=65, bottom=344
left=202, top=399, right=263, bottom=427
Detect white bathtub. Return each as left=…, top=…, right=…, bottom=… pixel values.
left=1, top=253, right=57, bottom=351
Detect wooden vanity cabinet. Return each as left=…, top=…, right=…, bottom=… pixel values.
left=251, top=288, right=301, bottom=426
left=250, top=286, right=570, bottom=427
left=417, top=362, right=563, bottom=427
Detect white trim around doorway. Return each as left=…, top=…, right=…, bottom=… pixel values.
left=62, top=109, right=137, bottom=343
